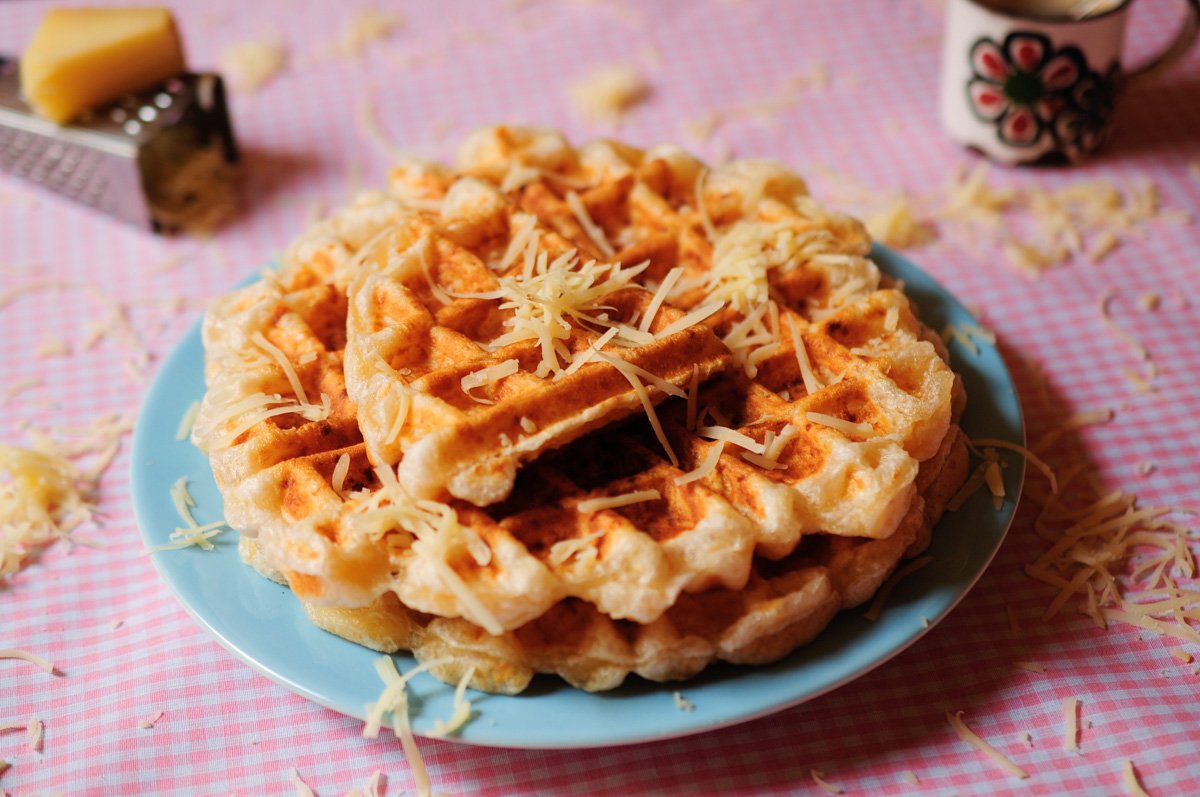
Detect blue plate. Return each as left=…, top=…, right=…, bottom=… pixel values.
left=130, top=244, right=1024, bottom=749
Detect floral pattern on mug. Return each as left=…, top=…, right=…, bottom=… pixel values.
left=966, top=32, right=1091, bottom=149
left=1054, top=64, right=1120, bottom=158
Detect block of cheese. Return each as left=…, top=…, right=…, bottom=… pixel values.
left=20, top=7, right=186, bottom=124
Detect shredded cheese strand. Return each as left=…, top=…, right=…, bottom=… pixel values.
left=638, top=267, right=684, bottom=333
left=945, top=711, right=1030, bottom=780
left=1063, top=697, right=1080, bottom=752
left=175, top=401, right=202, bottom=441
left=577, top=489, right=661, bottom=513
left=864, top=556, right=934, bottom=621
left=0, top=649, right=56, bottom=674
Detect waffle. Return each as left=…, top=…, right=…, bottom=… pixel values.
left=241, top=420, right=968, bottom=694
left=193, top=125, right=967, bottom=692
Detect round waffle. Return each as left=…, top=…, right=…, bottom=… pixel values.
left=193, top=125, right=966, bottom=690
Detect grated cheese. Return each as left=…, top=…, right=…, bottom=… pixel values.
left=2, top=377, right=43, bottom=404
left=0, top=649, right=55, bottom=674
left=35, top=336, right=69, bottom=358
left=809, top=770, right=844, bottom=795
left=144, top=519, right=230, bottom=553
left=547, top=529, right=605, bottom=567
left=461, top=358, right=520, bottom=401
left=137, top=710, right=163, bottom=730
left=1123, top=759, right=1151, bottom=797
left=332, top=454, right=351, bottom=498
left=787, top=317, right=822, bottom=396
left=1012, top=661, right=1045, bottom=673
left=363, top=656, right=436, bottom=797
left=945, top=710, right=1029, bottom=779
left=638, top=268, right=684, bottom=334
left=27, top=717, right=42, bottom=753
left=863, top=556, right=933, bottom=621
left=653, top=299, right=725, bottom=339
left=577, top=489, right=661, bottom=514
left=569, top=63, right=649, bottom=123
left=333, top=8, right=402, bottom=58
left=497, top=213, right=538, bottom=272
left=596, top=353, right=678, bottom=467
left=696, top=424, right=765, bottom=455
left=175, top=401, right=202, bottom=441
left=1063, top=697, right=1080, bottom=752
left=356, top=469, right=502, bottom=634
left=674, top=441, right=726, bottom=487
left=202, top=390, right=332, bottom=449
left=429, top=666, right=476, bottom=738
left=565, top=190, right=615, bottom=258
left=805, top=412, right=877, bottom=439
left=985, top=460, right=1006, bottom=509
left=220, top=39, right=288, bottom=93
left=169, top=476, right=198, bottom=528
left=672, top=691, right=695, bottom=712
left=290, top=767, right=314, bottom=797
left=557, top=327, right=618, bottom=379
left=865, top=197, right=937, bottom=249
left=970, top=438, right=1058, bottom=493
left=486, top=248, right=649, bottom=377
left=1099, top=290, right=1156, bottom=392
left=1, top=441, right=97, bottom=579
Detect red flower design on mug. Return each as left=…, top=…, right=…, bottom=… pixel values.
left=966, top=32, right=1086, bottom=148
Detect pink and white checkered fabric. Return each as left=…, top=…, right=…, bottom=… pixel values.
left=3, top=1, right=1198, bottom=794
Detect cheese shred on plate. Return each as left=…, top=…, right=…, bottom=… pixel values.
left=175, top=400, right=202, bottom=441
left=863, top=556, right=933, bottom=621
left=429, top=666, right=477, bottom=738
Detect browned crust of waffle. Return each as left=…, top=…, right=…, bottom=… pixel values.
left=244, top=424, right=967, bottom=695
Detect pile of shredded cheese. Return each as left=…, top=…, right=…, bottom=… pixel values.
left=812, top=162, right=1189, bottom=275
left=955, top=407, right=1200, bottom=650
left=1, top=413, right=131, bottom=578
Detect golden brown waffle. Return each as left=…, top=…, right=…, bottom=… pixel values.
left=194, top=125, right=967, bottom=692
left=344, top=208, right=731, bottom=507
left=241, top=421, right=967, bottom=694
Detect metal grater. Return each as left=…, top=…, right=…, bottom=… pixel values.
left=0, top=56, right=239, bottom=234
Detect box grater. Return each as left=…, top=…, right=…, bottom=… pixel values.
left=0, top=56, right=239, bottom=234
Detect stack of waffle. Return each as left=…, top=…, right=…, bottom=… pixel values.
left=192, top=126, right=967, bottom=694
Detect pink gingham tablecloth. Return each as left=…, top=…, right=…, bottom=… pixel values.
left=3, top=1, right=1199, bottom=794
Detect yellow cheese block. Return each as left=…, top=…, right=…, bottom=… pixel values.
left=20, top=7, right=186, bottom=124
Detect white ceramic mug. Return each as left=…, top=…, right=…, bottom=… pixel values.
left=939, top=0, right=1200, bottom=165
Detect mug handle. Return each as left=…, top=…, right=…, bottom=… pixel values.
left=1127, top=0, right=1200, bottom=82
